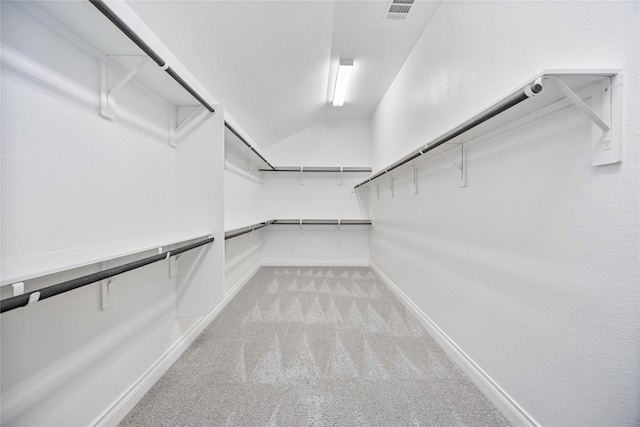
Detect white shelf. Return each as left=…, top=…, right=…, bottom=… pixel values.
left=31, top=1, right=199, bottom=108
left=355, top=69, right=622, bottom=188
left=259, top=167, right=373, bottom=173
left=1, top=231, right=211, bottom=287
left=271, top=219, right=373, bottom=225
left=224, top=123, right=372, bottom=175
left=225, top=219, right=372, bottom=240
left=224, top=124, right=272, bottom=173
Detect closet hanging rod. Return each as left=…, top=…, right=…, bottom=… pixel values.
left=225, top=221, right=273, bottom=240
left=258, top=167, right=373, bottom=173
left=354, top=79, right=543, bottom=188
left=225, top=122, right=277, bottom=171
left=271, top=219, right=373, bottom=225
left=0, top=237, right=215, bottom=314
left=89, top=0, right=216, bottom=114
left=224, top=219, right=373, bottom=240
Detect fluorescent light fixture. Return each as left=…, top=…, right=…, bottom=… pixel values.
left=332, top=59, right=353, bottom=106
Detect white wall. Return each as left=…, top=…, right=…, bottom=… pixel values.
left=224, top=164, right=264, bottom=230
left=260, top=119, right=371, bottom=265
left=262, top=224, right=370, bottom=267
left=224, top=226, right=266, bottom=293
left=259, top=173, right=368, bottom=220
left=223, top=119, right=372, bottom=276
left=223, top=164, right=265, bottom=294
left=1, top=2, right=175, bottom=259
left=1, top=2, right=224, bottom=425
left=264, top=119, right=370, bottom=166
left=369, top=2, right=639, bottom=426
left=175, top=109, right=225, bottom=317
left=261, top=119, right=371, bottom=220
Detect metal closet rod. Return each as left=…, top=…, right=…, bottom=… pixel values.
left=0, top=237, right=215, bottom=314
left=272, top=219, right=373, bottom=225
left=224, top=122, right=276, bottom=171
left=89, top=0, right=216, bottom=114
left=258, top=167, right=373, bottom=173
left=354, top=79, right=543, bottom=188
left=225, top=219, right=373, bottom=240
left=223, top=123, right=371, bottom=174
left=225, top=221, right=275, bottom=240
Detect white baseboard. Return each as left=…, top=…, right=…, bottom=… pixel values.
left=92, top=267, right=258, bottom=427
left=369, top=262, right=539, bottom=427
left=262, top=259, right=370, bottom=267
left=224, top=262, right=261, bottom=297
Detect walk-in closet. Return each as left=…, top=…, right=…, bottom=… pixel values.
left=1, top=1, right=638, bottom=426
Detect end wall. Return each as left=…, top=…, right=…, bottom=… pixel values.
left=175, top=108, right=225, bottom=317
left=224, top=164, right=265, bottom=294
left=261, top=119, right=371, bottom=266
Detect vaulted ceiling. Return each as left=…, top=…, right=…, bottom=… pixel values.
left=127, top=0, right=441, bottom=148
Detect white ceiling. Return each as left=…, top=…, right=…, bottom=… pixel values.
left=127, top=0, right=441, bottom=148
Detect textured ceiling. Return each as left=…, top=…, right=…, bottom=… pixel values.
left=127, top=0, right=441, bottom=147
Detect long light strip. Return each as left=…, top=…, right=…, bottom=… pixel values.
left=332, top=59, right=353, bottom=106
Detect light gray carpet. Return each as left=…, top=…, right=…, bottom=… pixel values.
left=120, top=266, right=511, bottom=426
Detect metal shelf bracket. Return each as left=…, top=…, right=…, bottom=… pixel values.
left=101, top=246, right=166, bottom=309
left=438, top=145, right=466, bottom=188
left=407, top=164, right=418, bottom=195
left=547, top=76, right=609, bottom=131
left=381, top=177, right=394, bottom=198
left=168, top=234, right=211, bottom=277
left=100, top=55, right=149, bottom=120
left=100, top=260, right=113, bottom=310
left=246, top=160, right=260, bottom=178
left=169, top=105, right=206, bottom=148
left=169, top=257, right=178, bottom=278
left=168, top=246, right=187, bottom=279
left=546, top=75, right=622, bottom=166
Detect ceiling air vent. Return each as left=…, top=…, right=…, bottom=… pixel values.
left=383, top=0, right=414, bottom=20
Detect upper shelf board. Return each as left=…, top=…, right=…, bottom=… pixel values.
left=259, top=167, right=373, bottom=173
left=224, top=124, right=273, bottom=171
left=355, top=69, right=622, bottom=188
left=1, top=231, right=211, bottom=287
left=224, top=219, right=373, bottom=240
left=224, top=122, right=373, bottom=174
left=33, top=0, right=205, bottom=108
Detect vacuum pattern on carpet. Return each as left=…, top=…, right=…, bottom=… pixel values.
left=120, top=266, right=510, bottom=426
